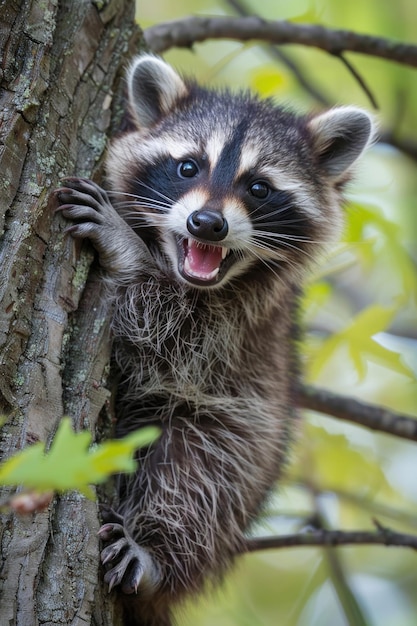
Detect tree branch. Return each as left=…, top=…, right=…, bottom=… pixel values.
left=145, top=16, right=417, bottom=68
left=146, top=14, right=417, bottom=160
left=245, top=525, right=417, bottom=553
left=298, top=385, right=417, bottom=442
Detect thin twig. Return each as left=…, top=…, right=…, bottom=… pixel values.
left=298, top=385, right=417, bottom=442
left=223, top=0, right=331, bottom=106
left=145, top=16, right=417, bottom=68
left=225, top=0, right=376, bottom=110
left=335, top=52, right=379, bottom=109
left=244, top=525, right=417, bottom=553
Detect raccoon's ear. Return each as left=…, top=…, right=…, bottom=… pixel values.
left=127, top=54, right=188, bottom=129
left=308, top=107, right=374, bottom=180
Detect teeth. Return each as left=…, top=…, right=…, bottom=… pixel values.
left=187, top=238, right=229, bottom=260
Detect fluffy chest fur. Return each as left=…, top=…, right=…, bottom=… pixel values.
left=111, top=273, right=295, bottom=430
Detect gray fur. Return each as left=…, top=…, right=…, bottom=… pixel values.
left=55, top=55, right=374, bottom=626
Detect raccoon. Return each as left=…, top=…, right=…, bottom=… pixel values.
left=55, top=54, right=373, bottom=626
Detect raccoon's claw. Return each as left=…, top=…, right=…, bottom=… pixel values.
left=53, top=177, right=143, bottom=276
left=54, top=177, right=116, bottom=241
left=98, top=522, right=126, bottom=545
left=99, top=521, right=161, bottom=595
left=102, top=539, right=142, bottom=593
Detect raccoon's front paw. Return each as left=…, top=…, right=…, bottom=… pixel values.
left=98, top=521, right=162, bottom=595
left=54, top=178, right=117, bottom=244
left=54, top=177, right=141, bottom=274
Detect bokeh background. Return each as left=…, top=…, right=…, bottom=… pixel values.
left=138, top=2, right=417, bottom=624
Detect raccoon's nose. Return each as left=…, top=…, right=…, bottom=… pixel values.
left=187, top=210, right=229, bottom=242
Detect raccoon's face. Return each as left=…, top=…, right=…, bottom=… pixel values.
left=107, top=55, right=373, bottom=289
left=122, top=125, right=315, bottom=288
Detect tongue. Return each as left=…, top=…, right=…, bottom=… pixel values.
left=184, top=239, right=223, bottom=281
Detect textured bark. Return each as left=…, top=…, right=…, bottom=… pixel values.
left=0, top=1, right=141, bottom=624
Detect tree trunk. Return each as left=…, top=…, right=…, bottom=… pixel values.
left=0, top=1, right=141, bottom=623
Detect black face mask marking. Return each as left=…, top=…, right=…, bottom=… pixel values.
left=210, top=120, right=249, bottom=196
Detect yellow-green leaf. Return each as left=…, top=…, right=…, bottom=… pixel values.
left=250, top=66, right=289, bottom=97
left=290, top=424, right=393, bottom=497
left=302, top=281, right=332, bottom=317
left=0, top=418, right=160, bottom=499
left=308, top=304, right=416, bottom=381
left=345, top=202, right=417, bottom=300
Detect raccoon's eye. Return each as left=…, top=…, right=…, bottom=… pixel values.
left=178, top=160, right=199, bottom=178
left=249, top=181, right=270, bottom=199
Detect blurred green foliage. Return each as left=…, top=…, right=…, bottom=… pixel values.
left=139, top=1, right=417, bottom=624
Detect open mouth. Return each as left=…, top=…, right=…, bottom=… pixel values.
left=177, top=237, right=234, bottom=286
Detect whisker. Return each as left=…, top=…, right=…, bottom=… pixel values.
left=133, top=177, right=177, bottom=206
left=245, top=246, right=287, bottom=286
left=108, top=190, right=144, bottom=199
left=248, top=235, right=317, bottom=263
left=249, top=204, right=294, bottom=221
left=252, top=231, right=312, bottom=243
left=113, top=198, right=171, bottom=211
left=114, top=203, right=171, bottom=215
left=252, top=216, right=310, bottom=228
left=253, top=231, right=331, bottom=247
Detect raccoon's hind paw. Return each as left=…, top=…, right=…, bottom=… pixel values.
left=99, top=522, right=161, bottom=595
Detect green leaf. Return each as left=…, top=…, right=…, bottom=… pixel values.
left=302, top=281, right=332, bottom=317
left=290, top=424, right=394, bottom=497
left=308, top=304, right=416, bottom=381
left=307, top=333, right=341, bottom=381
left=0, top=418, right=160, bottom=499
left=345, top=202, right=417, bottom=300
